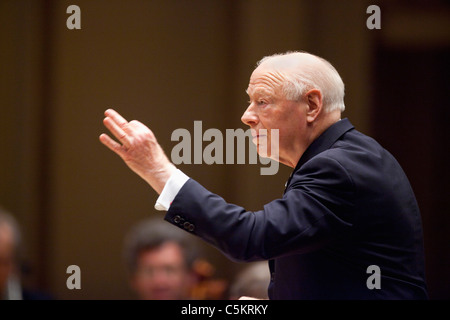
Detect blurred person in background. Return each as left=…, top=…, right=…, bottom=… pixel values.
left=124, top=218, right=226, bottom=300
left=0, top=207, right=52, bottom=300
left=123, top=218, right=199, bottom=300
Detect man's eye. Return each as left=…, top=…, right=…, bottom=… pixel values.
left=247, top=99, right=267, bottom=105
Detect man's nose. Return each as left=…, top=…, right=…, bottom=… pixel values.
left=241, top=104, right=259, bottom=127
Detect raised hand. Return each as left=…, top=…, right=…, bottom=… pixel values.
left=99, top=109, right=176, bottom=194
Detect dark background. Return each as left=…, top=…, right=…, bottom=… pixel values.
left=1, top=0, right=449, bottom=299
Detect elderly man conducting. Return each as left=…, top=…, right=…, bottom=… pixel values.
left=100, top=51, right=427, bottom=299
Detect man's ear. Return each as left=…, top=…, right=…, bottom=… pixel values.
left=305, top=89, right=323, bottom=123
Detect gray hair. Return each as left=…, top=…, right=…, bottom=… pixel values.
left=123, top=218, right=199, bottom=274
left=257, top=51, right=345, bottom=113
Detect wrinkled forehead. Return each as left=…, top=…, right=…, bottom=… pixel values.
left=246, top=65, right=286, bottom=97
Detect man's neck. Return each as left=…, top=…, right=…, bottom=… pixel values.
left=285, top=110, right=342, bottom=168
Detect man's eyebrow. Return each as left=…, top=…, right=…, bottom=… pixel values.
left=246, top=87, right=272, bottom=97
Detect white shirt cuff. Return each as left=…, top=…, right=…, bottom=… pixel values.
left=154, top=169, right=190, bottom=211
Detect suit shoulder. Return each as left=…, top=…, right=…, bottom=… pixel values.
left=293, top=130, right=387, bottom=189
left=313, top=129, right=390, bottom=170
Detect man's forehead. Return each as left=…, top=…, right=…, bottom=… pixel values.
left=246, top=67, right=286, bottom=96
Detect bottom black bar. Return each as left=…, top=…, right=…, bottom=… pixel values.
left=1, top=300, right=441, bottom=319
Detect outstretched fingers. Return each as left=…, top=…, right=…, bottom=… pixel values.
left=102, top=109, right=132, bottom=147
left=99, top=109, right=174, bottom=194
left=99, top=133, right=126, bottom=157
left=105, top=108, right=128, bottom=125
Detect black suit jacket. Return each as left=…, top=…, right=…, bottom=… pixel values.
left=165, top=118, right=428, bottom=299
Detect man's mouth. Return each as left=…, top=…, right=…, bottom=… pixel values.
left=252, top=134, right=267, bottom=143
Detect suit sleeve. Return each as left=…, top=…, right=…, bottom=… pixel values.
left=164, top=154, right=356, bottom=262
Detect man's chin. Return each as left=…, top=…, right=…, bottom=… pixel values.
left=256, top=144, right=271, bottom=158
